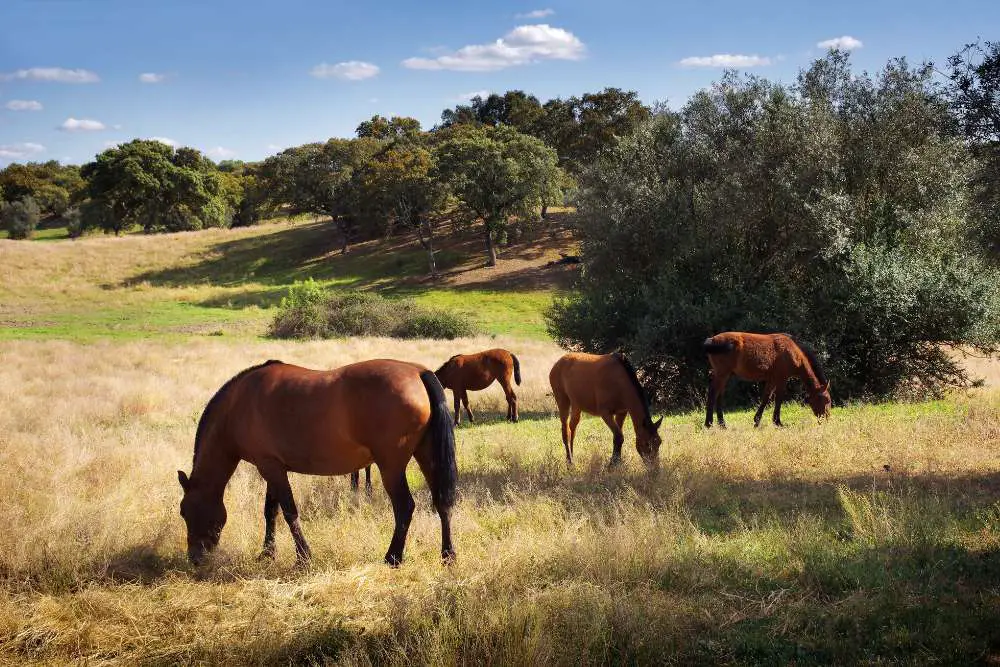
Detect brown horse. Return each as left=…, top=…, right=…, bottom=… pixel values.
left=548, top=352, right=663, bottom=468
left=435, top=348, right=521, bottom=424
left=350, top=466, right=372, bottom=494
left=177, top=359, right=457, bottom=567
left=704, top=332, right=832, bottom=428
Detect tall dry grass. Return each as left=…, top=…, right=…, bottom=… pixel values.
left=1, top=338, right=999, bottom=664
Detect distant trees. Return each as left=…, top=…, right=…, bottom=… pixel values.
left=548, top=53, right=1000, bottom=405
left=435, top=125, right=561, bottom=266
left=0, top=161, right=84, bottom=218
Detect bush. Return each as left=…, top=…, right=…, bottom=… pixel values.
left=547, top=53, right=1000, bottom=407
left=269, top=283, right=477, bottom=340
left=1, top=196, right=41, bottom=240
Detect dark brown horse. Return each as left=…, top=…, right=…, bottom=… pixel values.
left=704, top=332, right=832, bottom=428
left=350, top=466, right=372, bottom=494
left=548, top=352, right=663, bottom=468
left=435, top=348, right=521, bottom=424
left=177, top=359, right=457, bottom=567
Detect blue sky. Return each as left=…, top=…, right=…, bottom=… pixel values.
left=0, top=0, right=995, bottom=166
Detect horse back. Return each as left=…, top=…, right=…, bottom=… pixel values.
left=708, top=332, right=800, bottom=381
left=549, top=352, right=631, bottom=416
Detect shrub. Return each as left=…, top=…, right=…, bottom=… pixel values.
left=547, top=54, right=1000, bottom=407
left=269, top=283, right=477, bottom=340
left=1, top=196, right=41, bottom=240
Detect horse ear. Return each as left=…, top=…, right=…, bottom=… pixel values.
left=178, top=470, right=190, bottom=490
left=653, top=416, right=663, bottom=430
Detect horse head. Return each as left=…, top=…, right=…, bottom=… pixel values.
left=177, top=470, right=227, bottom=564
left=809, top=382, right=832, bottom=419
left=434, top=356, right=460, bottom=389
left=636, top=416, right=664, bottom=467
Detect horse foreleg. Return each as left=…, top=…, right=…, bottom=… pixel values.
left=712, top=372, right=729, bottom=428
left=461, top=391, right=475, bottom=423
left=772, top=385, right=787, bottom=427
left=500, top=378, right=518, bottom=423
left=568, top=408, right=582, bottom=464
left=602, top=414, right=625, bottom=468
left=365, top=465, right=373, bottom=495
left=705, top=378, right=716, bottom=428
left=453, top=391, right=462, bottom=425
left=259, top=485, right=280, bottom=560
left=350, top=470, right=360, bottom=492
left=754, top=382, right=776, bottom=428
left=259, top=465, right=311, bottom=564
left=381, top=467, right=415, bottom=567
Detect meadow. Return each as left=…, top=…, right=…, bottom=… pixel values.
left=1, top=219, right=999, bottom=664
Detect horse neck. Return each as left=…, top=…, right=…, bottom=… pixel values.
left=794, top=354, right=823, bottom=393
left=624, top=387, right=651, bottom=433
left=191, top=439, right=238, bottom=498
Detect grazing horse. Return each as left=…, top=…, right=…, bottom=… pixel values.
left=703, top=332, right=832, bottom=428
left=548, top=352, right=663, bottom=468
left=435, top=348, right=521, bottom=424
left=177, top=359, right=457, bottom=567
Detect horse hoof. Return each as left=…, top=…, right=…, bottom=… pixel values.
left=257, top=549, right=276, bottom=561
left=384, top=553, right=403, bottom=568
left=441, top=549, right=456, bottom=565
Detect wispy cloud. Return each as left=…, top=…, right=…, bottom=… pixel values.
left=5, top=100, right=43, bottom=111
left=310, top=61, right=380, bottom=81
left=0, top=142, right=45, bottom=159
left=206, top=146, right=237, bottom=160
left=139, top=72, right=166, bottom=83
left=679, top=54, right=772, bottom=68
left=817, top=35, right=863, bottom=51
left=59, top=118, right=107, bottom=132
left=0, top=67, right=99, bottom=83
left=456, top=90, right=490, bottom=102
left=149, top=136, right=178, bottom=148
left=403, top=24, right=585, bottom=71
left=515, top=8, right=554, bottom=19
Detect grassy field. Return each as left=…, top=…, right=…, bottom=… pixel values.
left=1, top=218, right=999, bottom=664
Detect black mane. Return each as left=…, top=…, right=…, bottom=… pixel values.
left=192, top=359, right=283, bottom=468
left=613, top=353, right=653, bottom=426
left=783, top=335, right=828, bottom=386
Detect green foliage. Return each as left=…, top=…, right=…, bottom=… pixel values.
left=0, top=161, right=84, bottom=218
left=355, top=115, right=422, bottom=141
left=548, top=53, right=1000, bottom=406
left=434, top=125, right=562, bottom=265
left=269, top=283, right=477, bottom=340
left=79, top=140, right=229, bottom=234
left=0, top=196, right=41, bottom=240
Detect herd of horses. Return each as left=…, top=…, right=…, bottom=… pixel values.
left=177, top=332, right=832, bottom=567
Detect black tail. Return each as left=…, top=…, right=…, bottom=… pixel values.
left=703, top=337, right=735, bottom=355
left=511, top=353, right=521, bottom=386
left=420, top=370, right=457, bottom=509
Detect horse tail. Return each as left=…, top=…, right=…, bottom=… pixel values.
left=703, top=337, right=735, bottom=355
left=420, top=370, right=458, bottom=509
left=511, top=353, right=522, bottom=386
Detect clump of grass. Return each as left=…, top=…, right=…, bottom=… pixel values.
left=269, top=280, right=478, bottom=340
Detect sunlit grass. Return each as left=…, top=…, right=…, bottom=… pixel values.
left=1, top=338, right=998, bottom=664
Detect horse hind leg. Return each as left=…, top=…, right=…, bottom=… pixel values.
left=413, top=441, right=454, bottom=563
left=712, top=372, right=729, bottom=428
left=379, top=464, right=416, bottom=567
left=461, top=390, right=475, bottom=424
left=772, top=385, right=787, bottom=427
left=754, top=381, right=777, bottom=428
left=499, top=376, right=518, bottom=423
left=568, top=407, right=582, bottom=464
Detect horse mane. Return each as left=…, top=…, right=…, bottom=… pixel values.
left=612, top=353, right=653, bottom=426
left=784, top=335, right=828, bottom=386
left=435, top=354, right=461, bottom=375
left=193, top=359, right=283, bottom=468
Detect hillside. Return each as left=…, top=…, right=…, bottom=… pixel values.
left=0, top=212, right=580, bottom=341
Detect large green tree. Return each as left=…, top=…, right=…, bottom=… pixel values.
left=79, top=140, right=228, bottom=234
left=435, top=125, right=561, bottom=266
left=0, top=161, right=84, bottom=218
left=548, top=54, right=1000, bottom=406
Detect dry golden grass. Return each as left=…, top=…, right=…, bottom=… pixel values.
left=2, top=338, right=999, bottom=664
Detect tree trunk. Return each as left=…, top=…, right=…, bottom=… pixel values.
left=416, top=220, right=438, bottom=277
left=541, top=203, right=549, bottom=219
left=484, top=223, right=497, bottom=267
left=335, top=217, right=350, bottom=254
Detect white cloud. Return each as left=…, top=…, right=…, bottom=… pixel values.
left=206, top=146, right=237, bottom=160
left=403, top=24, right=585, bottom=72
left=0, top=142, right=45, bottom=159
left=149, top=136, right=178, bottom=148
left=60, top=117, right=107, bottom=132
left=456, top=90, right=490, bottom=101
left=5, top=100, right=43, bottom=111
left=817, top=35, right=863, bottom=51
left=266, top=143, right=285, bottom=152
left=679, top=54, right=772, bottom=68
left=139, top=72, right=166, bottom=83
left=0, top=67, right=99, bottom=83
left=515, top=8, right=554, bottom=18
left=310, top=61, right=380, bottom=81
